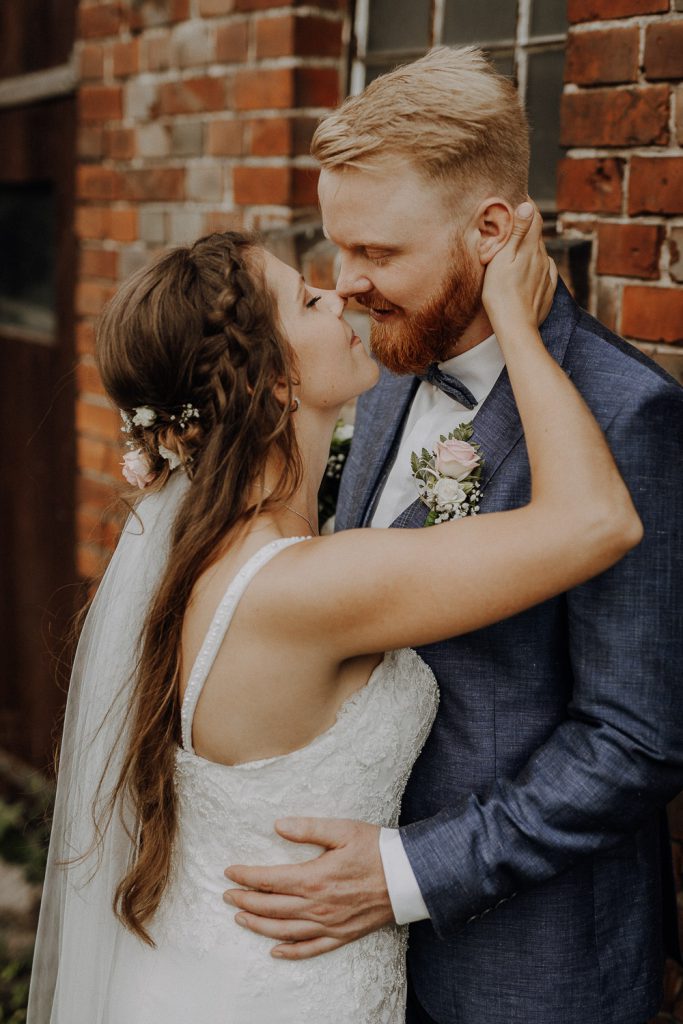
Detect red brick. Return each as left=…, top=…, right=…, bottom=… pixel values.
left=77, top=436, right=122, bottom=478
left=80, top=43, right=104, bottom=80
left=568, top=0, right=668, bottom=22
left=251, top=115, right=317, bottom=157
left=78, top=3, right=125, bottom=39
left=204, top=209, right=244, bottom=232
left=122, top=168, right=186, bottom=202
left=77, top=165, right=124, bottom=201
left=207, top=119, right=244, bottom=155
left=644, top=21, right=683, bottom=82
left=158, top=75, right=230, bottom=114
left=76, top=320, right=96, bottom=355
left=78, top=125, right=104, bottom=160
left=215, top=20, right=249, bottom=62
left=235, top=0, right=345, bottom=8
left=112, top=38, right=139, bottom=78
left=79, top=85, right=124, bottom=122
left=629, top=157, right=683, bottom=215
left=77, top=398, right=121, bottom=439
left=596, top=222, right=664, bottom=279
left=109, top=208, right=138, bottom=242
left=250, top=117, right=292, bottom=156
left=295, top=66, right=339, bottom=107
left=105, top=126, right=136, bottom=160
left=76, top=543, right=108, bottom=582
left=199, top=0, right=236, bottom=14
left=292, top=166, right=319, bottom=206
left=76, top=281, right=117, bottom=318
left=76, top=360, right=107, bottom=397
left=80, top=248, right=119, bottom=280
left=621, top=286, right=683, bottom=343
left=557, top=158, right=624, bottom=214
left=142, top=31, right=171, bottom=72
left=561, top=86, right=669, bottom=147
left=565, top=27, right=638, bottom=86
left=235, top=68, right=294, bottom=110
left=296, top=15, right=343, bottom=57
left=255, top=14, right=342, bottom=59
left=234, top=165, right=290, bottom=204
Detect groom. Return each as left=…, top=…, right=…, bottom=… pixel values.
left=225, top=48, right=683, bottom=1023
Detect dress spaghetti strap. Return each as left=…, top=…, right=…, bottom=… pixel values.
left=179, top=536, right=311, bottom=753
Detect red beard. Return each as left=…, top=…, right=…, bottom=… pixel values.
left=366, top=238, right=482, bottom=376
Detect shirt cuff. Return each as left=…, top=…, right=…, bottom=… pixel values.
left=379, top=827, right=431, bottom=925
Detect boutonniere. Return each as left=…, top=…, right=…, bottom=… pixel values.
left=410, top=422, right=484, bottom=526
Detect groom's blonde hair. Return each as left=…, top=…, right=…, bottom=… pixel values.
left=312, top=46, right=530, bottom=207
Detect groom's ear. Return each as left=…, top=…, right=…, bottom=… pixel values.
left=474, top=199, right=514, bottom=265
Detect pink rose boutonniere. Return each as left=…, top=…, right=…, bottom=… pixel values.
left=121, top=449, right=156, bottom=490
left=410, top=423, right=484, bottom=526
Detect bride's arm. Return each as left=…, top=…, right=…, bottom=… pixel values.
left=271, top=204, right=642, bottom=658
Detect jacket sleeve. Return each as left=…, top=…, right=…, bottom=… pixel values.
left=400, top=381, right=683, bottom=938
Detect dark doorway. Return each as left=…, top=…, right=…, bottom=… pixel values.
left=0, top=93, right=77, bottom=769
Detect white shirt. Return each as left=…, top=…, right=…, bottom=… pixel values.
left=373, top=334, right=505, bottom=924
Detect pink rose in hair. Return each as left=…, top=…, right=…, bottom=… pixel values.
left=121, top=449, right=156, bottom=489
left=434, top=439, right=480, bottom=481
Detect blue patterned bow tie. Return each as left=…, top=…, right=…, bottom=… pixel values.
left=418, top=363, right=478, bottom=410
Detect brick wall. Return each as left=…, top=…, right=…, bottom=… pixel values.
left=558, top=0, right=683, bottom=383
left=73, top=0, right=347, bottom=575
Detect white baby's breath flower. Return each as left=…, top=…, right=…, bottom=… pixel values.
left=132, top=405, right=157, bottom=427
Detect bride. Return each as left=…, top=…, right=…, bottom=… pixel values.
left=28, top=206, right=641, bottom=1023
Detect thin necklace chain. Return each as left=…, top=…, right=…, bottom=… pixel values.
left=282, top=501, right=316, bottom=535
left=263, top=488, right=317, bottom=536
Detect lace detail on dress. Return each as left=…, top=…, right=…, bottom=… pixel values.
left=180, top=536, right=311, bottom=751
left=111, top=537, right=439, bottom=1024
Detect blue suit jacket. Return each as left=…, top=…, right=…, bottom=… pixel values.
left=335, top=281, right=683, bottom=1024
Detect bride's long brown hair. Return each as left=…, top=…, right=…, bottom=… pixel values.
left=95, top=232, right=302, bottom=945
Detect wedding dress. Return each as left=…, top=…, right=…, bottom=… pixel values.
left=105, top=536, right=439, bottom=1024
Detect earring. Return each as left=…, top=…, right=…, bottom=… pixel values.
left=290, top=397, right=301, bottom=412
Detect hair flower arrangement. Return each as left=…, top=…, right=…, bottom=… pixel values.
left=410, top=422, right=483, bottom=526
left=121, top=449, right=156, bottom=490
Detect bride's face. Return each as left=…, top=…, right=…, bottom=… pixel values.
left=261, top=250, right=379, bottom=410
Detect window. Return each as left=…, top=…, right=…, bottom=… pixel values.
left=350, top=0, right=568, bottom=211
left=0, top=183, right=56, bottom=344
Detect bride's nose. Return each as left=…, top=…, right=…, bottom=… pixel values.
left=322, top=290, right=347, bottom=317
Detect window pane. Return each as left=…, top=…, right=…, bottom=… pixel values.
left=0, top=184, right=55, bottom=341
left=488, top=51, right=515, bottom=78
left=367, top=0, right=431, bottom=53
left=443, top=0, right=517, bottom=45
left=530, top=0, right=567, bottom=37
left=526, top=49, right=566, bottom=207
left=364, top=60, right=404, bottom=85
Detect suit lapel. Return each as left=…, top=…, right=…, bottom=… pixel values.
left=345, top=372, right=419, bottom=528
left=473, top=279, right=579, bottom=491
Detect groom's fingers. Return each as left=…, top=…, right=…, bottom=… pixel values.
left=225, top=862, right=307, bottom=894
left=224, top=888, right=308, bottom=919
left=234, top=912, right=327, bottom=943
left=271, top=936, right=345, bottom=960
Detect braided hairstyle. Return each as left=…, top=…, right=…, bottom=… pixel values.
left=95, top=232, right=302, bottom=944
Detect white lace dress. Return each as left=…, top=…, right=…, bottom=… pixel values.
left=106, top=537, right=438, bottom=1024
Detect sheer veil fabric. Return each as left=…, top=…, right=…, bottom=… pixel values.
left=27, top=472, right=189, bottom=1024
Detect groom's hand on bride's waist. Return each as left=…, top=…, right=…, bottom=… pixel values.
left=223, top=818, right=394, bottom=959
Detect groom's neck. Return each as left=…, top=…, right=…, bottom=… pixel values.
left=445, top=306, right=493, bottom=358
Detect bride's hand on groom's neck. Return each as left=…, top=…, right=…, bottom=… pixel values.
left=223, top=818, right=393, bottom=959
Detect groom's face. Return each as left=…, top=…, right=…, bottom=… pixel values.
left=319, top=161, right=484, bottom=375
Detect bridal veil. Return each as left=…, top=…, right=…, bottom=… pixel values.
left=27, top=472, right=188, bottom=1023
